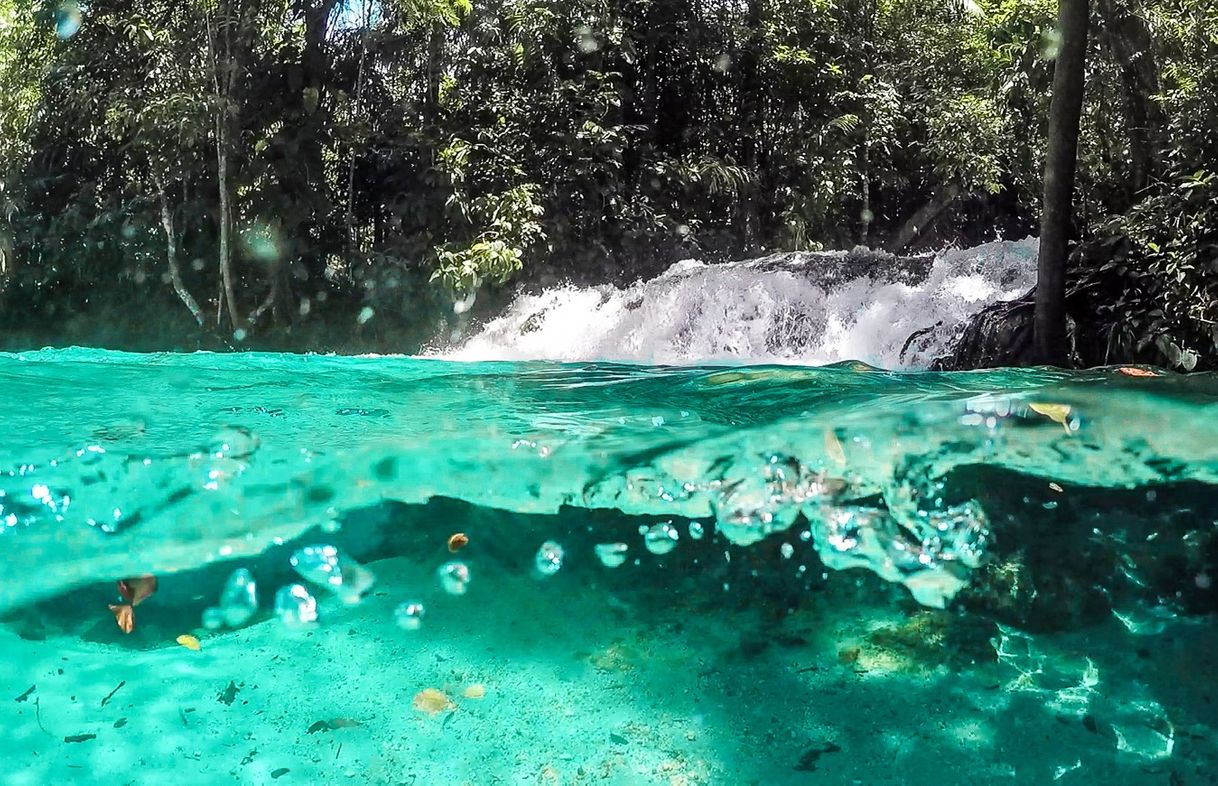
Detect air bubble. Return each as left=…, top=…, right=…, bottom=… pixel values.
left=274, top=584, right=318, bottom=627
left=595, top=542, right=629, bottom=568
left=438, top=561, right=471, bottom=595
left=202, top=568, right=258, bottom=630
left=289, top=544, right=374, bottom=604
left=644, top=522, right=679, bottom=555
left=688, top=521, right=705, bottom=540
left=535, top=540, right=564, bottom=577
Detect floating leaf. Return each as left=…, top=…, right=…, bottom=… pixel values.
left=1028, top=402, right=1071, bottom=426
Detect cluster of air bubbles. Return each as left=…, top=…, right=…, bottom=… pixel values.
left=643, top=522, right=679, bottom=555
left=289, top=544, right=375, bottom=604
left=688, top=521, right=706, bottom=540
left=534, top=540, right=565, bottom=577
left=394, top=601, right=426, bottom=631
left=202, top=568, right=259, bottom=630
left=595, top=542, right=629, bottom=568
left=711, top=453, right=846, bottom=547
left=437, top=561, right=471, bottom=595
left=274, top=584, right=319, bottom=627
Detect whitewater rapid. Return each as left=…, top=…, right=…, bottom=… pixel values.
left=441, top=238, right=1038, bottom=369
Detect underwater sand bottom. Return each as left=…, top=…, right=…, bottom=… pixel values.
left=2, top=555, right=1215, bottom=786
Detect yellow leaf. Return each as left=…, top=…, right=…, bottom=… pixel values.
left=412, top=688, right=455, bottom=716
left=1028, top=402, right=1071, bottom=425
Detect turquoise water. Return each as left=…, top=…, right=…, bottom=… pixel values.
left=1, top=348, right=1216, bottom=784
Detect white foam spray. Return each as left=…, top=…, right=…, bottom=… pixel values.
left=441, top=238, right=1037, bottom=369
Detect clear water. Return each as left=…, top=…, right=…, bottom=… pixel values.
left=1, top=348, right=1216, bottom=784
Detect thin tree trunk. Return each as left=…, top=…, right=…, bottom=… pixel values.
left=1034, top=0, right=1090, bottom=365
left=859, top=142, right=871, bottom=246
left=156, top=177, right=205, bottom=327
left=207, top=2, right=244, bottom=329
left=737, top=0, right=763, bottom=254
left=346, top=2, right=370, bottom=254
left=216, top=121, right=242, bottom=327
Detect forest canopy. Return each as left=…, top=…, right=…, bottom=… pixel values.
left=0, top=0, right=1214, bottom=363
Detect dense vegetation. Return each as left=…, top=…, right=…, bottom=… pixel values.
left=0, top=0, right=1214, bottom=363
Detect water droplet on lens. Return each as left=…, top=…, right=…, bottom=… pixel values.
left=202, top=607, right=224, bottom=631
left=535, top=540, right=564, bottom=577
left=688, top=521, right=705, bottom=540
left=438, top=561, right=471, bottom=595
left=394, top=601, right=425, bottom=630
left=274, top=583, right=318, bottom=627
left=644, top=522, right=679, bottom=555
left=595, top=542, right=628, bottom=568
left=54, top=1, right=81, bottom=39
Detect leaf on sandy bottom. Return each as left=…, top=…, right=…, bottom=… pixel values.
left=412, top=688, right=456, bottom=716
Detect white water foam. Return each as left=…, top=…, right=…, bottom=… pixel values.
left=442, top=238, right=1038, bottom=369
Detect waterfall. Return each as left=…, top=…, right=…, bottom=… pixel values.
left=441, top=238, right=1037, bottom=369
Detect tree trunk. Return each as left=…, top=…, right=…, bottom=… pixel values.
left=1034, top=0, right=1090, bottom=366
left=206, top=1, right=248, bottom=330
left=859, top=142, right=871, bottom=246
left=157, top=179, right=205, bottom=327
left=737, top=0, right=763, bottom=254
left=346, top=2, right=370, bottom=255
left=424, top=22, right=445, bottom=166
left=216, top=119, right=242, bottom=328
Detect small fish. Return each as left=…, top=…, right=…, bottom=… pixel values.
left=176, top=634, right=201, bottom=651
left=108, top=575, right=158, bottom=634
left=1118, top=367, right=1157, bottom=378
left=447, top=532, right=469, bottom=553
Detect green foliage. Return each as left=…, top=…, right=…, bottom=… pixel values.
left=1079, top=169, right=1218, bottom=370
left=434, top=183, right=546, bottom=293
left=925, top=94, right=1007, bottom=194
